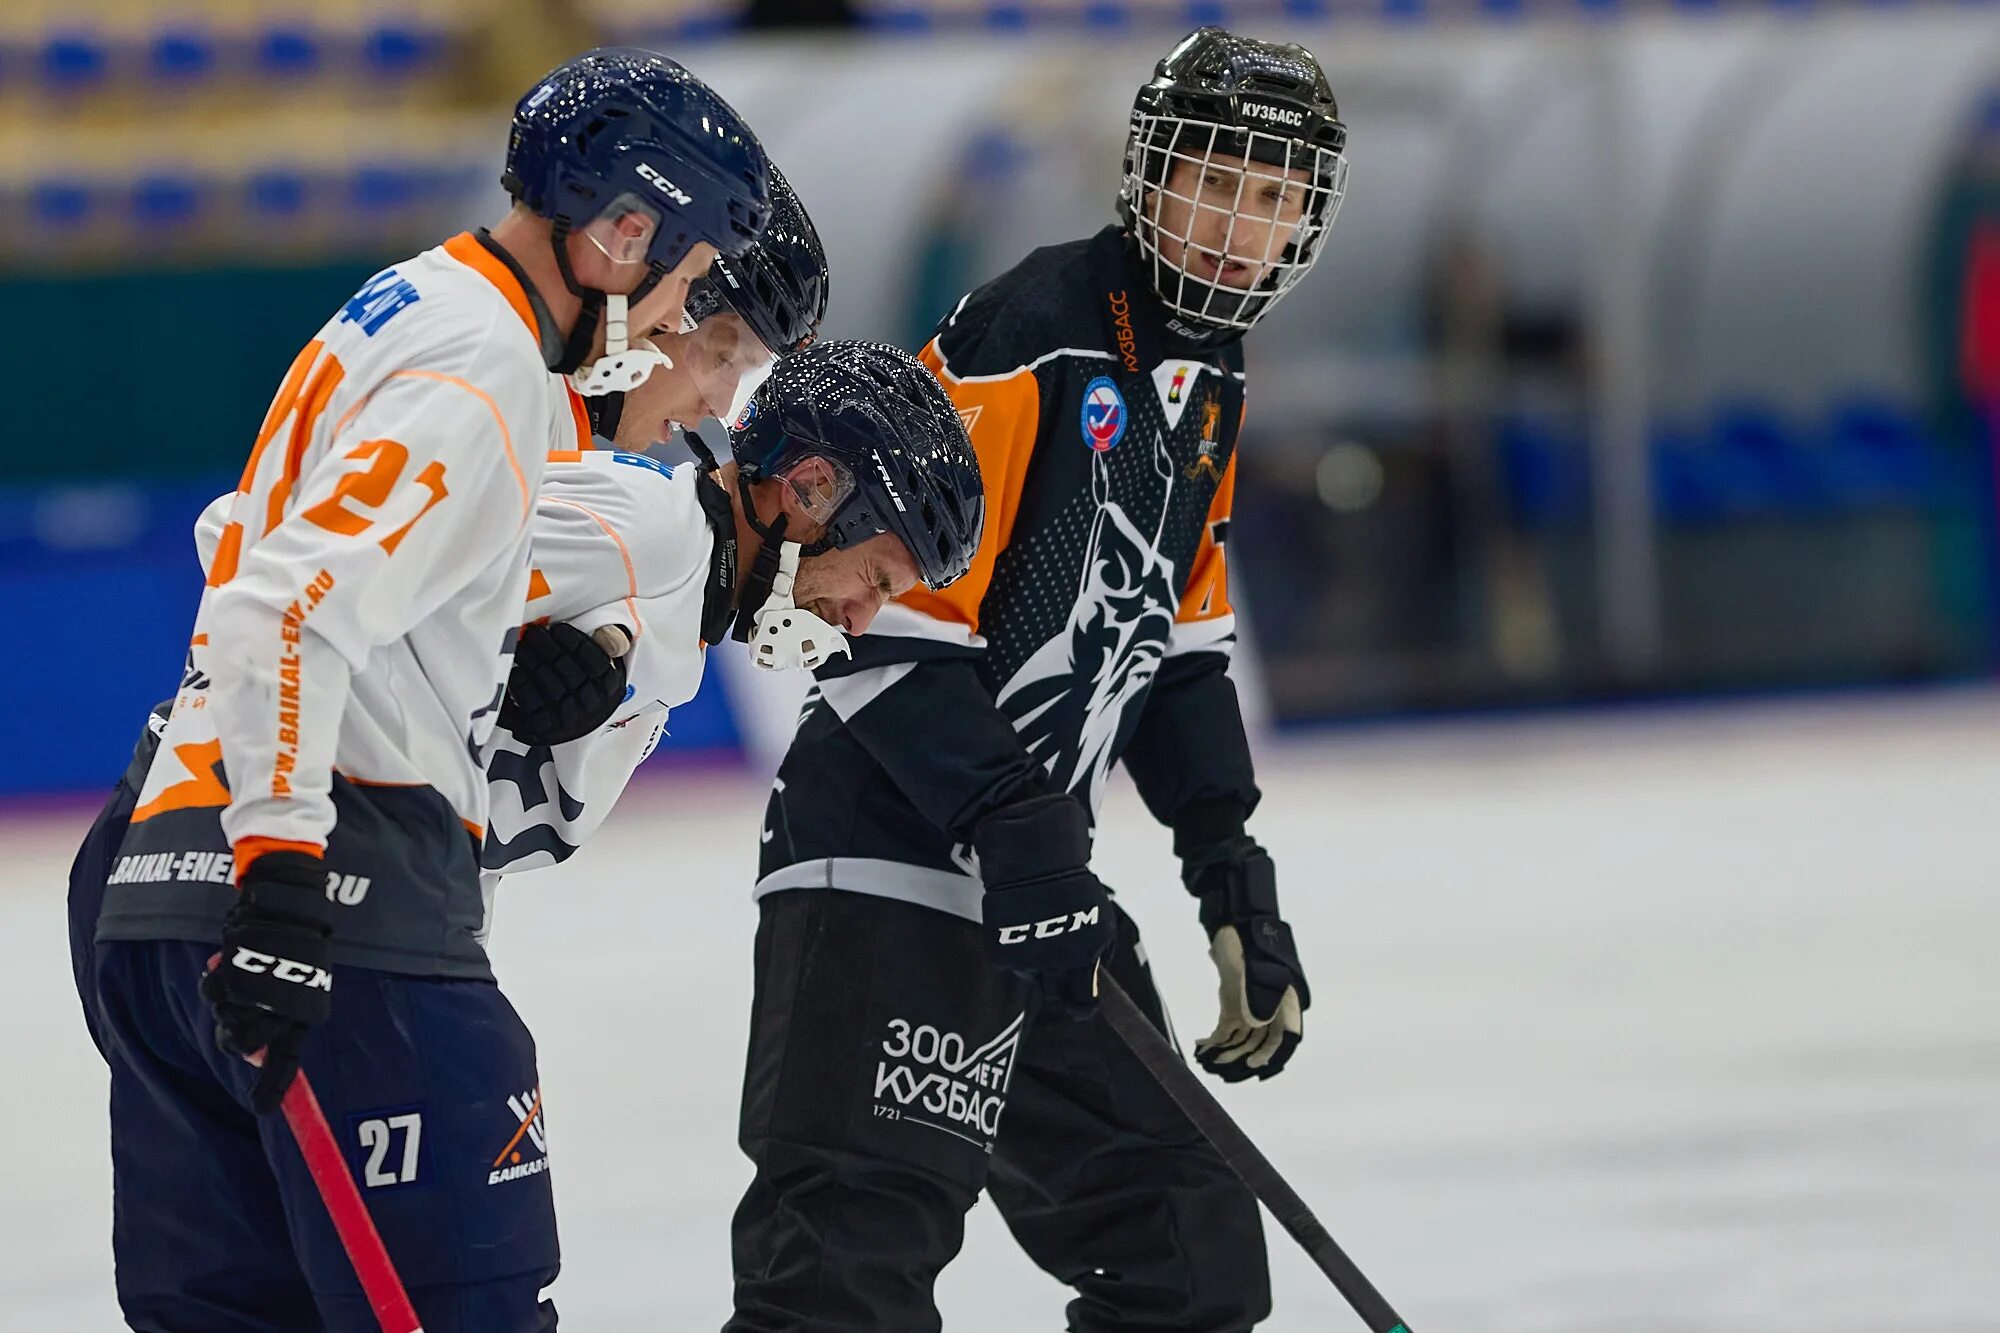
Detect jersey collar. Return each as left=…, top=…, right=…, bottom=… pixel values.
left=443, top=230, right=568, bottom=372
left=1093, top=224, right=1245, bottom=364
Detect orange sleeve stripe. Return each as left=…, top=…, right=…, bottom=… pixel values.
left=547, top=450, right=585, bottom=463
left=385, top=370, right=529, bottom=521
left=231, top=836, right=324, bottom=883
left=265, top=354, right=349, bottom=535
left=239, top=340, right=325, bottom=495
left=1175, top=450, right=1236, bottom=624
left=542, top=497, right=641, bottom=638
left=896, top=338, right=1039, bottom=635
left=206, top=521, right=244, bottom=588
left=442, top=231, right=541, bottom=343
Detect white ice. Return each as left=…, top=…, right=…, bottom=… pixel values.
left=5, top=690, right=1998, bottom=1330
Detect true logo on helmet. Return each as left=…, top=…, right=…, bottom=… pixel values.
left=1240, top=101, right=1305, bottom=128
left=636, top=162, right=693, bottom=206
left=1080, top=378, right=1126, bottom=453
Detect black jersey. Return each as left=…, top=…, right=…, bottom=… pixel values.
left=758, top=226, right=1261, bottom=915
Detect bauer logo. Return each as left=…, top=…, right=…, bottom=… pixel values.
left=871, top=1012, right=1024, bottom=1151
left=1240, top=100, right=1305, bottom=128
left=1080, top=378, right=1126, bottom=453
left=636, top=162, right=693, bottom=206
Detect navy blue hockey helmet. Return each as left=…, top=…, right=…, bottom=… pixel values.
left=731, top=340, right=983, bottom=591
left=684, top=164, right=828, bottom=357
left=503, top=47, right=771, bottom=271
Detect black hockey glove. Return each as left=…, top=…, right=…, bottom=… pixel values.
left=973, top=794, right=1116, bottom=1020
left=200, top=851, right=334, bottom=1114
left=500, top=621, right=631, bottom=746
left=1182, top=827, right=1310, bottom=1083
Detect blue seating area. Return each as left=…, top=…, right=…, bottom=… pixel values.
left=1494, top=401, right=1968, bottom=528
left=2, top=15, right=457, bottom=96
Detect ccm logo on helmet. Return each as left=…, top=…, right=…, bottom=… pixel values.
left=996, top=906, right=1101, bottom=945
left=636, top=162, right=693, bottom=206
left=1240, top=102, right=1305, bottom=128
left=230, top=948, right=333, bottom=991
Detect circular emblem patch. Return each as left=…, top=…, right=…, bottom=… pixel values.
left=1080, top=377, right=1126, bottom=453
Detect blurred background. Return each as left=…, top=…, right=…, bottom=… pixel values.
left=3, top=3, right=1999, bottom=1329
left=0, top=0, right=1994, bottom=793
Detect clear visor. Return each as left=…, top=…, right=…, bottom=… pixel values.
left=580, top=192, right=663, bottom=267
left=780, top=454, right=857, bottom=531
left=1127, top=116, right=1347, bottom=332
left=674, top=310, right=779, bottom=426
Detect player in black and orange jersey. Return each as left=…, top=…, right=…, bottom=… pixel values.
left=730, top=28, right=1349, bottom=1332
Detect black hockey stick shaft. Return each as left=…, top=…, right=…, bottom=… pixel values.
left=1098, top=974, right=1412, bottom=1333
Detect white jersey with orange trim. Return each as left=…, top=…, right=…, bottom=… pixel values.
left=101, top=232, right=587, bottom=979
left=482, top=450, right=724, bottom=879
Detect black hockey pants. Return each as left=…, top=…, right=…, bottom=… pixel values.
left=727, top=887, right=1271, bottom=1333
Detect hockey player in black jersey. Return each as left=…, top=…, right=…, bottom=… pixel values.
left=733, top=28, right=1348, bottom=1332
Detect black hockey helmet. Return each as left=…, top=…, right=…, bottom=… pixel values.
left=684, top=164, right=828, bottom=358
left=730, top=340, right=983, bottom=591
left=1118, top=27, right=1348, bottom=333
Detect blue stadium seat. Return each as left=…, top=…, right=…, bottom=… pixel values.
left=1649, top=420, right=1728, bottom=523
left=1711, top=402, right=1825, bottom=516
left=256, top=25, right=322, bottom=80
left=42, top=29, right=110, bottom=91
left=131, top=173, right=207, bottom=231
left=246, top=168, right=312, bottom=219
left=346, top=162, right=426, bottom=214
left=362, top=22, right=447, bottom=80
left=1824, top=397, right=1931, bottom=505
left=149, top=27, right=217, bottom=85
left=30, top=180, right=95, bottom=227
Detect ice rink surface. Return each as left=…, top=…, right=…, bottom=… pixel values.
left=5, top=689, right=1998, bottom=1330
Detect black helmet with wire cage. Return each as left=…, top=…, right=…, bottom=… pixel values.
left=1118, top=28, right=1348, bottom=334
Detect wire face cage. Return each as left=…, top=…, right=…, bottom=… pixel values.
left=1123, top=112, right=1348, bottom=333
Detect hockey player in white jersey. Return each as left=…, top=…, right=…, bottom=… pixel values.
left=483, top=335, right=985, bottom=884
left=73, top=49, right=772, bottom=1333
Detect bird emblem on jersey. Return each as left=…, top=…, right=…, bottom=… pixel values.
left=1080, top=377, right=1126, bottom=453
left=1167, top=366, right=1189, bottom=404
left=1184, top=394, right=1225, bottom=481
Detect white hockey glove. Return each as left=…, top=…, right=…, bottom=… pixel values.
left=1189, top=844, right=1310, bottom=1082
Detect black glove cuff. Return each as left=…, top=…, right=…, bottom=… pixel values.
left=972, top=794, right=1092, bottom=888
left=1195, top=849, right=1281, bottom=936
left=238, top=851, right=334, bottom=934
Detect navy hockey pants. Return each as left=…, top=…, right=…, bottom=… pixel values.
left=70, top=787, right=560, bottom=1333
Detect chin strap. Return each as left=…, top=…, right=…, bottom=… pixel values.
left=550, top=221, right=673, bottom=395
left=686, top=429, right=848, bottom=673
left=740, top=538, right=849, bottom=673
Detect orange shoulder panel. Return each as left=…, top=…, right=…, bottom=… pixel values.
left=1176, top=449, right=1236, bottom=624
left=897, top=337, right=1041, bottom=635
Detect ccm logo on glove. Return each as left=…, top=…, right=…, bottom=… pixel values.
left=227, top=948, right=332, bottom=990
left=996, top=905, right=1102, bottom=944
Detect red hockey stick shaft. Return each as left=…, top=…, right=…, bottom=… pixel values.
left=281, top=1072, right=425, bottom=1333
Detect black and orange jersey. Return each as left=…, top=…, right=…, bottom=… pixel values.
left=758, top=225, right=1261, bottom=911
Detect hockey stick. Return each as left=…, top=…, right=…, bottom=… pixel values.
left=1098, top=974, right=1412, bottom=1333
left=281, top=1072, right=426, bottom=1333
